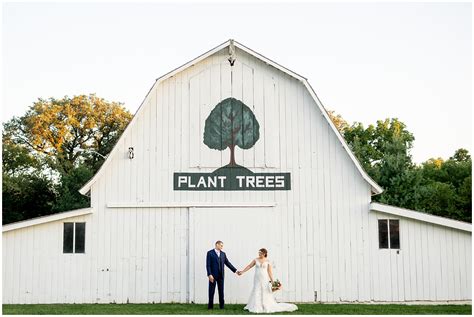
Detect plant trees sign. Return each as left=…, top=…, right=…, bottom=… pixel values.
left=174, top=98, right=291, bottom=191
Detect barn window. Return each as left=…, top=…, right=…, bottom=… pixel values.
left=63, top=222, right=86, bottom=254
left=378, top=219, right=400, bottom=249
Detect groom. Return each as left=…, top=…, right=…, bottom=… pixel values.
left=206, top=240, right=241, bottom=309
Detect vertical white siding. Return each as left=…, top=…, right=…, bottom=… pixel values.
left=371, top=211, right=472, bottom=302
left=3, top=46, right=471, bottom=304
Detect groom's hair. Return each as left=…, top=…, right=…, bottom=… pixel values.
left=215, top=240, right=223, bottom=245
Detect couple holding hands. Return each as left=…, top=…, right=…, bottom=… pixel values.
left=206, top=240, right=298, bottom=313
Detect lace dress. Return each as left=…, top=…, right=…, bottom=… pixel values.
left=243, top=259, right=298, bottom=313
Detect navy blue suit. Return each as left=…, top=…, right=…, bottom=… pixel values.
left=206, top=249, right=237, bottom=309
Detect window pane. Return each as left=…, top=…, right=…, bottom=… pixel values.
left=378, top=220, right=388, bottom=249
left=75, top=222, right=86, bottom=253
left=389, top=220, right=400, bottom=249
left=63, top=223, right=74, bottom=253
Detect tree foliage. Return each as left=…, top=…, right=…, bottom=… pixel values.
left=2, top=94, right=132, bottom=224
left=328, top=110, right=471, bottom=223
left=203, top=97, right=260, bottom=166
left=4, top=94, right=132, bottom=173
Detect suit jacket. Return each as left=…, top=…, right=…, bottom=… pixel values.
left=206, top=249, right=237, bottom=279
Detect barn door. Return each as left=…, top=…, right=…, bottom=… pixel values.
left=188, top=207, right=280, bottom=304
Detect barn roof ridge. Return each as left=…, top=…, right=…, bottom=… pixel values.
left=78, top=39, right=383, bottom=196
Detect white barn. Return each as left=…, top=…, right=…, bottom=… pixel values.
left=2, top=40, right=472, bottom=305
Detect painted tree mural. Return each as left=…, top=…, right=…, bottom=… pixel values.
left=204, top=97, right=260, bottom=167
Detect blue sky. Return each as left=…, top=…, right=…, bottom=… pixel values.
left=2, top=2, right=471, bottom=163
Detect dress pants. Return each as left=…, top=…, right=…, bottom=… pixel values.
left=208, top=275, right=225, bottom=309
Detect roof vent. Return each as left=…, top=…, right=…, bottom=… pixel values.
left=228, top=39, right=236, bottom=66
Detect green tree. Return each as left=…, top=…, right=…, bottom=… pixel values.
left=3, top=94, right=132, bottom=222
left=416, top=181, right=459, bottom=219
left=2, top=173, right=56, bottom=224
left=370, top=137, right=422, bottom=209
left=331, top=110, right=471, bottom=223
left=451, top=148, right=471, bottom=162
left=343, top=118, right=415, bottom=181
left=2, top=132, right=56, bottom=224
left=52, top=165, right=93, bottom=212
left=203, top=97, right=260, bottom=167
left=420, top=149, right=472, bottom=222
left=4, top=94, right=132, bottom=174
left=457, top=176, right=472, bottom=222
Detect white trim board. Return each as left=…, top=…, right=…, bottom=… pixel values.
left=107, top=202, right=277, bottom=208
left=370, top=202, right=471, bottom=233
left=2, top=207, right=94, bottom=233
left=79, top=39, right=383, bottom=196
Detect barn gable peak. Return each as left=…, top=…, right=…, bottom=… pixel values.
left=79, top=39, right=383, bottom=196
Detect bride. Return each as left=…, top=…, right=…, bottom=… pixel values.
left=238, top=248, right=298, bottom=313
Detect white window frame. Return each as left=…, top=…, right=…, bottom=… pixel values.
left=378, top=218, right=401, bottom=250
left=63, top=222, right=86, bottom=254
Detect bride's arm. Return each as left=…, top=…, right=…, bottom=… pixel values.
left=267, top=262, right=274, bottom=283
left=241, top=259, right=256, bottom=274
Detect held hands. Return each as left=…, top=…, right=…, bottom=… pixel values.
left=236, top=270, right=243, bottom=276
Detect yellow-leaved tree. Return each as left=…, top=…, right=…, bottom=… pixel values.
left=5, top=94, right=132, bottom=173
left=3, top=94, right=132, bottom=216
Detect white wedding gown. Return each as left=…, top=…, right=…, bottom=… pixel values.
left=244, top=259, right=298, bottom=313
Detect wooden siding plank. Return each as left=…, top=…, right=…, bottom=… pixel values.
left=155, top=207, right=163, bottom=303
left=208, top=61, right=223, bottom=168
left=401, top=219, right=411, bottom=300
left=180, top=70, right=190, bottom=171
left=199, top=67, right=212, bottom=168
left=303, top=89, right=314, bottom=303
left=253, top=60, right=265, bottom=168
left=231, top=60, right=245, bottom=166
left=458, top=231, right=467, bottom=299
left=369, top=212, right=379, bottom=301
left=327, top=115, right=337, bottom=302
left=242, top=63, right=255, bottom=168
left=452, top=229, right=461, bottom=300
left=219, top=59, right=231, bottom=168
left=464, top=236, right=472, bottom=300
left=5, top=233, right=14, bottom=303
left=439, top=224, right=449, bottom=300
left=11, top=231, right=20, bottom=303
left=189, top=75, right=200, bottom=168
left=446, top=228, right=455, bottom=300
left=264, top=74, right=280, bottom=168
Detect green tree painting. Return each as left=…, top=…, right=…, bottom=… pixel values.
left=203, top=97, right=260, bottom=167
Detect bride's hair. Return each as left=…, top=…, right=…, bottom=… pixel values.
left=259, top=248, right=268, bottom=257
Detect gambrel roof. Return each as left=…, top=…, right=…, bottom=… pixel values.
left=79, top=39, right=384, bottom=196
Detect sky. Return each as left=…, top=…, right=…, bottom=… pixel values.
left=2, top=2, right=472, bottom=163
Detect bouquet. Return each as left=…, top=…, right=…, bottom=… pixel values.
left=271, top=279, right=282, bottom=292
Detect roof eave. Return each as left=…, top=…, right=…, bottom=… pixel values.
left=370, top=202, right=472, bottom=233
left=2, top=207, right=94, bottom=232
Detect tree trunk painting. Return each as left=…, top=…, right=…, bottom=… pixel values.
left=203, top=97, right=260, bottom=169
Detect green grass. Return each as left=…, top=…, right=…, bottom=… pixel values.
left=2, top=303, right=472, bottom=315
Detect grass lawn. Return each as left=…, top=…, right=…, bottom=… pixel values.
left=2, top=303, right=472, bottom=315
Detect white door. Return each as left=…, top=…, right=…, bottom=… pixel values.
left=189, top=207, right=281, bottom=304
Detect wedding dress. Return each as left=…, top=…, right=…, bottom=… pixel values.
left=244, top=259, right=298, bottom=313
